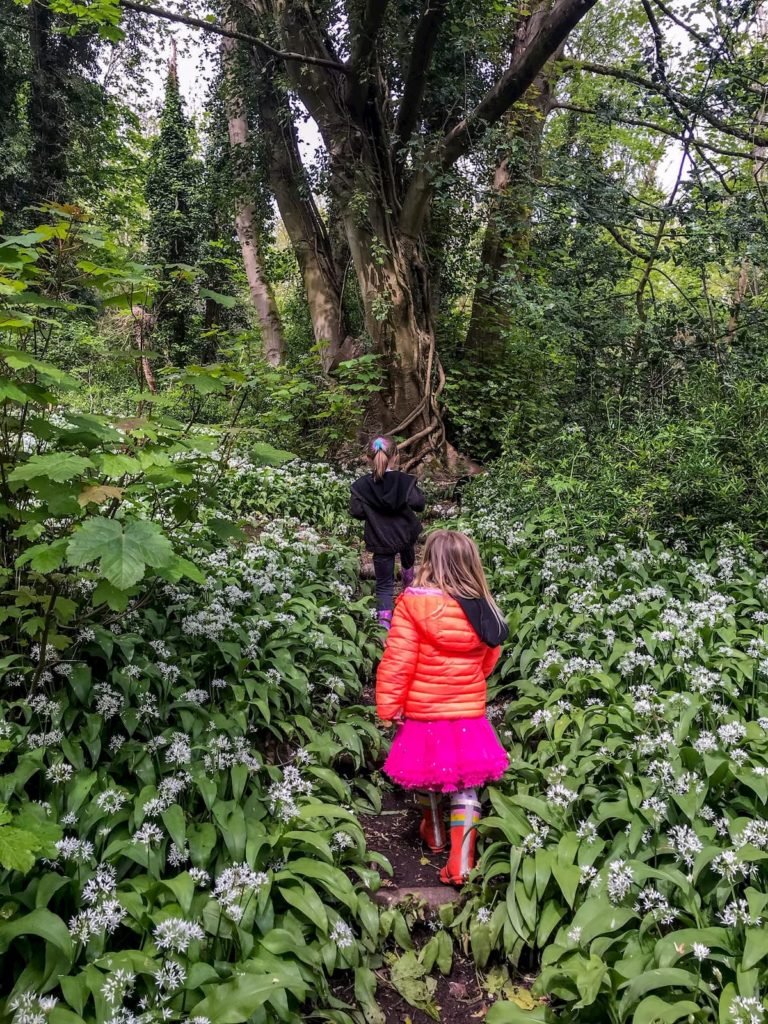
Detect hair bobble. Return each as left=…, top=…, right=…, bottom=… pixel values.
left=371, top=437, right=389, bottom=453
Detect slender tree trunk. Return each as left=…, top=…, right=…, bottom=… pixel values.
left=222, top=35, right=284, bottom=366
left=251, top=63, right=354, bottom=370
left=723, top=2, right=767, bottom=353
left=465, top=74, right=553, bottom=357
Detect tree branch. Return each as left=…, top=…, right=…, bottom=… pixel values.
left=564, top=60, right=768, bottom=146
left=117, top=0, right=350, bottom=72
left=394, top=0, right=450, bottom=151
left=350, top=0, right=391, bottom=69
left=550, top=102, right=752, bottom=159
left=440, top=0, right=599, bottom=167
left=649, top=0, right=711, bottom=49
left=641, top=0, right=667, bottom=82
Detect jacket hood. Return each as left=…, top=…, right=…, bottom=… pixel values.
left=402, top=589, right=505, bottom=651
left=455, top=596, right=509, bottom=647
left=353, top=471, right=417, bottom=512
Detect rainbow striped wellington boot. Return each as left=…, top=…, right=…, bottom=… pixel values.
left=416, top=792, right=446, bottom=853
left=439, top=792, right=481, bottom=885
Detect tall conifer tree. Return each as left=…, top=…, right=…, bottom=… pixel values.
left=145, top=48, right=202, bottom=365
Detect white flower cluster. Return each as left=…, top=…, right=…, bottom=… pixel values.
left=213, top=863, right=269, bottom=923
left=69, top=864, right=126, bottom=942
left=267, top=765, right=313, bottom=822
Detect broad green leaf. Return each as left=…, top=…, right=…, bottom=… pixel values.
left=191, top=972, right=289, bottom=1023
left=486, top=1003, right=550, bottom=1023
left=67, top=516, right=173, bottom=589
left=619, top=969, right=701, bottom=1021
left=0, top=825, right=42, bottom=872
left=199, top=287, right=237, bottom=308
left=743, top=927, right=768, bottom=971
left=15, top=538, right=68, bottom=573
left=0, top=908, right=72, bottom=960
left=9, top=453, right=94, bottom=484
left=633, top=996, right=703, bottom=1024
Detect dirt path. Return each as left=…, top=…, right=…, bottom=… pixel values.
left=360, top=790, right=488, bottom=1023
left=355, top=555, right=494, bottom=1022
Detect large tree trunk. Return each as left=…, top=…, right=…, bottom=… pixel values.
left=342, top=207, right=445, bottom=462
left=465, top=74, right=553, bottom=358
left=222, top=35, right=284, bottom=366
left=240, top=0, right=597, bottom=461
left=251, top=61, right=354, bottom=371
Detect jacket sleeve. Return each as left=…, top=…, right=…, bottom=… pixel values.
left=406, top=479, right=426, bottom=513
left=376, top=600, right=420, bottom=720
left=482, top=644, right=502, bottom=678
left=350, top=486, right=366, bottom=521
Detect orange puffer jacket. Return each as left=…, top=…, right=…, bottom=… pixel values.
left=376, top=588, right=501, bottom=721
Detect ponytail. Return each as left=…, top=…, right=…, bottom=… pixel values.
left=368, top=436, right=397, bottom=480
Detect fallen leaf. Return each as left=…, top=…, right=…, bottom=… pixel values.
left=448, top=981, right=468, bottom=1000
left=507, top=986, right=536, bottom=1010
left=420, top=857, right=430, bottom=866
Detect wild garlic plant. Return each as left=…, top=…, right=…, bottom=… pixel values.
left=457, top=518, right=768, bottom=1022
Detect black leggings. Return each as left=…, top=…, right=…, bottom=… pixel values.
left=373, top=546, right=416, bottom=612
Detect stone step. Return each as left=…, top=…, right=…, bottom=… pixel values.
left=372, top=885, right=462, bottom=910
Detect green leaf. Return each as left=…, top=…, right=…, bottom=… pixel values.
left=0, top=825, right=42, bottom=872
left=191, top=973, right=289, bottom=1023
left=743, top=927, right=768, bottom=971
left=199, top=287, right=237, bottom=308
left=249, top=442, right=297, bottom=467
left=97, top=453, right=142, bottom=478
left=389, top=951, right=439, bottom=1020
left=9, top=453, right=94, bottom=484
left=15, top=538, right=69, bottom=573
left=633, top=997, right=703, bottom=1024
left=67, top=517, right=173, bottom=589
left=486, top=1003, right=550, bottom=1023
left=0, top=908, right=72, bottom=960
left=0, top=378, right=32, bottom=403
left=619, top=969, right=700, bottom=1022
left=575, top=954, right=607, bottom=1007
left=355, top=966, right=386, bottom=1024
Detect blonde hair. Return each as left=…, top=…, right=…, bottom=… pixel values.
left=368, top=435, right=399, bottom=481
left=416, top=530, right=503, bottom=617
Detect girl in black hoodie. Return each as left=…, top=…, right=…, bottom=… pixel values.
left=350, top=436, right=425, bottom=629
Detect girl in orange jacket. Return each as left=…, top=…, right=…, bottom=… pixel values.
left=376, top=529, right=509, bottom=885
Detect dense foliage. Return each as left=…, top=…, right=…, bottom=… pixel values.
left=6, top=1, right=768, bottom=1021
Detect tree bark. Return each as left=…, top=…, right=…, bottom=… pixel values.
left=723, top=1, right=767, bottom=353
left=131, top=306, right=158, bottom=393
left=222, top=35, right=285, bottom=366
left=465, top=73, right=554, bottom=358
left=251, top=58, right=354, bottom=370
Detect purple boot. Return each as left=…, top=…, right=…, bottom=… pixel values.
left=402, top=567, right=415, bottom=590
left=378, top=609, right=392, bottom=631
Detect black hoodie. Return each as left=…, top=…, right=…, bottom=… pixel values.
left=455, top=595, right=509, bottom=647
left=350, top=471, right=425, bottom=554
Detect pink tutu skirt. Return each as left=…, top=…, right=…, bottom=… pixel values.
left=383, top=717, right=509, bottom=793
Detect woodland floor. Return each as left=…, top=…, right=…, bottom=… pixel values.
left=354, top=544, right=522, bottom=1022
left=361, top=791, right=488, bottom=1024
left=356, top=672, right=490, bottom=1024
